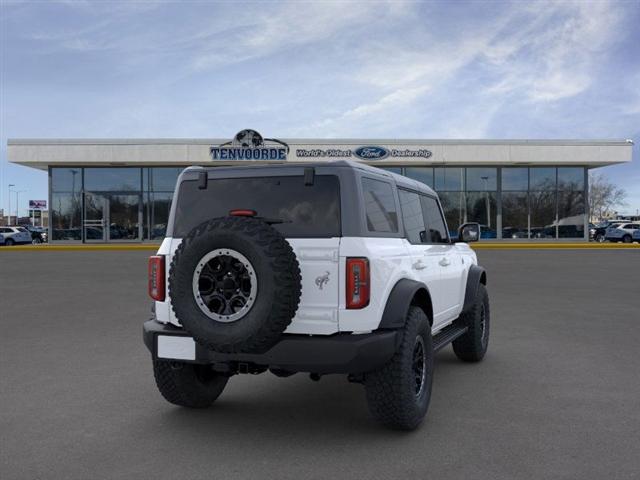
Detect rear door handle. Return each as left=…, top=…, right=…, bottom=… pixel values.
left=412, top=260, right=427, bottom=270
left=439, top=257, right=451, bottom=267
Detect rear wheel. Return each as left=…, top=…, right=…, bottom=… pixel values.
left=622, top=234, right=632, bottom=243
left=364, top=306, right=433, bottom=430
left=153, top=360, right=228, bottom=408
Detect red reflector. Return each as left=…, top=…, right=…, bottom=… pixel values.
left=346, top=257, right=369, bottom=309
left=148, top=255, right=165, bottom=301
left=229, top=209, right=257, bottom=217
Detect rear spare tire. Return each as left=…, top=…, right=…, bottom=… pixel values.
left=169, top=216, right=301, bottom=353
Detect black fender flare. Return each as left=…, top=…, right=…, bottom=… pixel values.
left=462, top=265, right=487, bottom=313
left=378, top=279, right=433, bottom=330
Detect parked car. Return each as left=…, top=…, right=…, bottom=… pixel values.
left=590, top=220, right=626, bottom=242
left=0, top=226, right=33, bottom=246
left=0, top=232, right=4, bottom=245
left=144, top=160, right=489, bottom=430
left=502, top=227, right=528, bottom=239
left=605, top=223, right=640, bottom=243
left=20, top=225, right=48, bottom=244
left=632, top=229, right=640, bottom=243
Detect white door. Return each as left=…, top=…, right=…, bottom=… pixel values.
left=435, top=244, right=466, bottom=323
left=398, top=189, right=448, bottom=325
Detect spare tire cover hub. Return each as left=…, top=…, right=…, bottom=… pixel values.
left=192, top=248, right=257, bottom=323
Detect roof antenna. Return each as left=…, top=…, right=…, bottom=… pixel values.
left=304, top=167, right=315, bottom=186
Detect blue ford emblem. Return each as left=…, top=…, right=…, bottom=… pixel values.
left=354, top=146, right=389, bottom=160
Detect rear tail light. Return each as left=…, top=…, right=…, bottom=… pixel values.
left=346, top=257, right=370, bottom=309
left=148, top=255, right=165, bottom=301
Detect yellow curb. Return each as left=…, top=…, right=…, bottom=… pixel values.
left=0, top=244, right=160, bottom=251
left=471, top=243, right=640, bottom=249
left=1, top=243, right=639, bottom=252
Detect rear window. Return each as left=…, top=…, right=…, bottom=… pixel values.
left=362, top=177, right=398, bottom=233
left=173, top=175, right=341, bottom=238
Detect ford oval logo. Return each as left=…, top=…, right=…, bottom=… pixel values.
left=354, top=146, right=389, bottom=160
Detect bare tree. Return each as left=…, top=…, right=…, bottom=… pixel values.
left=589, top=172, right=627, bottom=221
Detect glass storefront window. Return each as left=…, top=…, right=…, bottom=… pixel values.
left=51, top=192, right=82, bottom=240
left=84, top=168, right=141, bottom=192
left=466, top=168, right=497, bottom=191
left=558, top=167, right=584, bottom=191
left=530, top=190, right=556, bottom=238
left=438, top=191, right=465, bottom=236
left=148, top=192, right=173, bottom=240
left=502, top=192, right=528, bottom=239
left=51, top=168, right=82, bottom=193
left=557, top=191, right=585, bottom=238
left=502, top=168, right=528, bottom=191
left=405, top=167, right=434, bottom=188
left=150, top=167, right=184, bottom=191
left=435, top=168, right=464, bottom=191
left=466, top=192, right=497, bottom=238
left=529, top=168, right=556, bottom=191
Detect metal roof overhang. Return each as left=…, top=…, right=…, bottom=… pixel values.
left=7, top=138, right=634, bottom=171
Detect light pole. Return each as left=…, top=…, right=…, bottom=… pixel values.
left=8, top=184, right=15, bottom=225
left=15, top=190, right=26, bottom=224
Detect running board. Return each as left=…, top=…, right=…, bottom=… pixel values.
left=433, top=324, right=468, bottom=352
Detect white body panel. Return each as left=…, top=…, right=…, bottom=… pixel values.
left=155, top=236, right=476, bottom=335
left=155, top=237, right=341, bottom=335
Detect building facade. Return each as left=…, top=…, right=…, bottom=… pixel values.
left=7, top=135, right=633, bottom=242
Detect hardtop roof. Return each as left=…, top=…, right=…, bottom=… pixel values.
left=186, top=160, right=437, bottom=196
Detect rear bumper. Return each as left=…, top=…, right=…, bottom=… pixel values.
left=143, top=319, right=398, bottom=374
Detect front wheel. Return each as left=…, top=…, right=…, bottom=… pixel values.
left=153, top=360, right=229, bottom=408
left=32, top=238, right=42, bottom=245
left=5, top=238, right=14, bottom=246
left=364, top=306, right=434, bottom=430
left=595, top=233, right=605, bottom=243
left=452, top=283, right=490, bottom=362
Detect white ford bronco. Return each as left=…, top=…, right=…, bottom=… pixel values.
left=144, top=160, right=489, bottom=430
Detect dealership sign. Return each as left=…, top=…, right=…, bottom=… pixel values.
left=211, top=129, right=289, bottom=161
left=210, top=131, right=432, bottom=162
left=296, top=146, right=432, bottom=160
left=29, top=200, right=47, bottom=209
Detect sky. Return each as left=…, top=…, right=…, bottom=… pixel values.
left=1, top=0, right=639, bottom=217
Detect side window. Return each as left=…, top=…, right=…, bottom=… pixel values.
left=361, top=177, right=398, bottom=233
left=399, top=189, right=427, bottom=244
left=420, top=195, right=449, bottom=244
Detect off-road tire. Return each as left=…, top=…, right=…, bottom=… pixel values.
left=169, top=216, right=301, bottom=354
left=453, top=283, right=490, bottom=362
left=153, top=360, right=228, bottom=408
left=364, top=307, right=433, bottom=430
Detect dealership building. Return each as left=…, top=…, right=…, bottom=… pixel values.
left=7, top=135, right=633, bottom=242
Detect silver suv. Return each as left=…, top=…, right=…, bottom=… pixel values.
left=0, top=226, right=32, bottom=246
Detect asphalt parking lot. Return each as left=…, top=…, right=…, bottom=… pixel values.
left=1, top=249, right=639, bottom=480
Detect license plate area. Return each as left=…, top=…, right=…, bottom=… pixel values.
left=157, top=335, right=196, bottom=361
